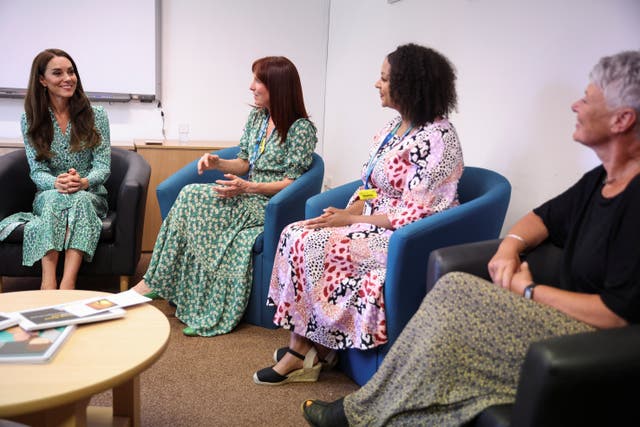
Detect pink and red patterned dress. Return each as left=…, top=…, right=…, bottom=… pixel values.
left=267, top=116, right=464, bottom=350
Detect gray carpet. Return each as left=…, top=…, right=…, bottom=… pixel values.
left=2, top=255, right=360, bottom=426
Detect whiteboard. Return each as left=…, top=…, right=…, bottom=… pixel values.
left=0, top=0, right=159, bottom=102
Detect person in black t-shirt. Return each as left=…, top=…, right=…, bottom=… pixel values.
left=300, top=50, right=640, bottom=427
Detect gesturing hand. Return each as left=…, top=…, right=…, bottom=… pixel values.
left=213, top=174, right=250, bottom=198
left=305, top=207, right=354, bottom=229
left=198, top=153, right=220, bottom=175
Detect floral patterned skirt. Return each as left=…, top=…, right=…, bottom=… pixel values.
left=344, top=272, right=594, bottom=426
left=268, top=220, right=393, bottom=350
left=0, top=188, right=106, bottom=266
left=145, top=184, right=267, bottom=336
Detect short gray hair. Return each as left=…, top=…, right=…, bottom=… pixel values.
left=590, top=51, right=640, bottom=133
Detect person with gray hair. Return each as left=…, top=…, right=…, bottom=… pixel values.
left=301, top=50, right=640, bottom=426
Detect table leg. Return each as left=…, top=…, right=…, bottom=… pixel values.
left=112, top=375, right=140, bottom=427
left=10, top=398, right=89, bottom=427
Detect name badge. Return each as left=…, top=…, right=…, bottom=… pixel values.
left=358, top=188, right=378, bottom=201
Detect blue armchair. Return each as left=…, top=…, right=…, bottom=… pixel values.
left=305, top=166, right=511, bottom=385
left=155, top=146, right=324, bottom=328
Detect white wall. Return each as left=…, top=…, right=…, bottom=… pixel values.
left=0, top=0, right=330, bottom=151
left=1, top=0, right=638, bottom=234
left=324, top=0, right=639, bottom=232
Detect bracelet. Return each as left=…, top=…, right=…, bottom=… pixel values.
left=505, top=233, right=527, bottom=249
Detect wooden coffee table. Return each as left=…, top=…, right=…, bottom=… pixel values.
left=0, top=290, right=170, bottom=426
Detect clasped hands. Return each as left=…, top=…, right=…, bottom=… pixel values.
left=55, top=168, right=87, bottom=194
left=305, top=207, right=354, bottom=229
left=488, top=245, right=533, bottom=296
left=197, top=153, right=250, bottom=198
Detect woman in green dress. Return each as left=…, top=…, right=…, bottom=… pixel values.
left=132, top=56, right=317, bottom=337
left=0, top=49, right=111, bottom=290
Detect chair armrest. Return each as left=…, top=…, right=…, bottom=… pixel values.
left=262, top=153, right=324, bottom=262
left=0, top=150, right=35, bottom=219
left=426, top=239, right=500, bottom=292
left=114, top=152, right=151, bottom=259
left=511, top=325, right=640, bottom=427
left=384, top=200, right=509, bottom=347
left=305, top=180, right=361, bottom=218
left=426, top=239, right=564, bottom=294
left=156, top=146, right=241, bottom=219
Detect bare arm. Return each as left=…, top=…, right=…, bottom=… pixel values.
left=532, top=286, right=627, bottom=329
left=507, top=262, right=627, bottom=329
left=213, top=174, right=293, bottom=198
left=197, top=153, right=250, bottom=176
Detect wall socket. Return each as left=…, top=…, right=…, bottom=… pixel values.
left=323, top=175, right=333, bottom=191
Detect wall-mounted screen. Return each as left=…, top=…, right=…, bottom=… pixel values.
left=0, top=0, right=160, bottom=102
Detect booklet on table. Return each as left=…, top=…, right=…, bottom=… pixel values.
left=16, top=289, right=150, bottom=331
left=0, top=324, right=75, bottom=363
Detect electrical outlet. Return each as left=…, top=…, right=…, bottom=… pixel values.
left=323, top=175, right=333, bottom=191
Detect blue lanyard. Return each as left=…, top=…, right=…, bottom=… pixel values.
left=363, top=122, right=413, bottom=189
left=249, top=113, right=270, bottom=178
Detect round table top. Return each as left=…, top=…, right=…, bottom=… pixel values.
left=0, top=290, right=170, bottom=418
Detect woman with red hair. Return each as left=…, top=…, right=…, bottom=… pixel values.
left=133, top=57, right=317, bottom=337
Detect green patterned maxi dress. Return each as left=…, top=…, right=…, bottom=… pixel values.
left=0, top=106, right=110, bottom=265
left=144, top=108, right=317, bottom=336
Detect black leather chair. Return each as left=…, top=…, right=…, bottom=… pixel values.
left=0, top=148, right=151, bottom=292
left=427, top=239, right=640, bottom=427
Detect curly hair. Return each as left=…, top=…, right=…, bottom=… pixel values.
left=252, top=56, right=309, bottom=142
left=387, top=44, right=457, bottom=126
left=24, top=48, right=101, bottom=161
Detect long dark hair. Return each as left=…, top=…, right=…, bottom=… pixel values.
left=387, top=44, right=458, bottom=126
left=24, top=48, right=101, bottom=161
left=252, top=56, right=309, bottom=142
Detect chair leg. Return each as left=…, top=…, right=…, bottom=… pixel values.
left=120, top=276, right=130, bottom=292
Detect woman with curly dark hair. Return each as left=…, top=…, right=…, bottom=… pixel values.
left=0, top=48, right=110, bottom=290
left=253, top=44, right=464, bottom=385
left=302, top=50, right=640, bottom=426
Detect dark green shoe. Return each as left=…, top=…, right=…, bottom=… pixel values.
left=183, top=327, right=198, bottom=337
left=301, top=398, right=348, bottom=427
left=144, top=290, right=160, bottom=300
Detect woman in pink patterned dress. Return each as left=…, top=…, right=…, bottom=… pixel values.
left=254, top=44, right=464, bottom=385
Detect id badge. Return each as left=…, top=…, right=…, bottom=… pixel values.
left=358, top=188, right=378, bottom=201
left=363, top=201, right=373, bottom=216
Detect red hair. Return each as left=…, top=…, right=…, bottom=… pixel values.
left=252, top=56, right=309, bottom=142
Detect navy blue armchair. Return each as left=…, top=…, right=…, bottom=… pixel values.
left=305, top=166, right=511, bottom=385
left=155, top=146, right=324, bottom=328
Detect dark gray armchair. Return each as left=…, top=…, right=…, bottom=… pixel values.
left=427, top=239, right=640, bottom=427
left=0, top=148, right=151, bottom=292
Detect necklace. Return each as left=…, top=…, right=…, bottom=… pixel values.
left=602, top=160, right=640, bottom=186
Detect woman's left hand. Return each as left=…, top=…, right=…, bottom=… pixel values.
left=508, top=261, right=534, bottom=295
left=305, top=207, right=354, bottom=228
left=56, top=168, right=88, bottom=194
left=213, top=174, right=250, bottom=198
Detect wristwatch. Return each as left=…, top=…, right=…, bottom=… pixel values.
left=523, top=283, right=538, bottom=300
